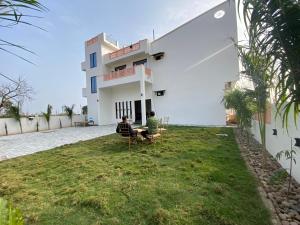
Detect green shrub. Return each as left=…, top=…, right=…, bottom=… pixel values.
left=269, top=169, right=288, bottom=185
left=0, top=198, right=24, bottom=225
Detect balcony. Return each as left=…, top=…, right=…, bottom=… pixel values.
left=82, top=88, right=87, bottom=97
left=81, top=61, right=87, bottom=71
left=103, top=39, right=150, bottom=65
left=99, top=65, right=152, bottom=88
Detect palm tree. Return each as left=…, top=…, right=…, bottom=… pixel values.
left=64, top=105, right=75, bottom=126
left=82, top=105, right=88, bottom=115
left=0, top=0, right=46, bottom=63
left=237, top=45, right=272, bottom=153
left=42, top=104, right=52, bottom=130
left=8, top=104, right=22, bottom=133
left=82, top=105, right=88, bottom=122
left=239, top=0, right=300, bottom=126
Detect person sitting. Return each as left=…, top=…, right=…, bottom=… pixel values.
left=141, top=111, right=159, bottom=140
left=116, top=116, right=137, bottom=137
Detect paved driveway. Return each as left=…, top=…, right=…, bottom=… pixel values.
left=0, top=125, right=116, bottom=161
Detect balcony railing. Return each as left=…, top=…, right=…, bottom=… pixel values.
left=103, top=67, right=151, bottom=82
left=109, top=42, right=140, bottom=60
left=103, top=67, right=135, bottom=81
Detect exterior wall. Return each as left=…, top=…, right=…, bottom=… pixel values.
left=251, top=105, right=300, bottom=183
left=82, top=1, right=239, bottom=126
left=84, top=34, right=118, bottom=124
left=0, top=115, right=83, bottom=136
left=99, top=82, right=152, bottom=125
left=85, top=37, right=102, bottom=124
left=150, top=1, right=239, bottom=125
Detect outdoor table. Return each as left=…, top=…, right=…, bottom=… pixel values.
left=133, top=128, right=145, bottom=134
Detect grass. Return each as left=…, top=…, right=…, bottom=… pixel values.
left=0, top=126, right=271, bottom=225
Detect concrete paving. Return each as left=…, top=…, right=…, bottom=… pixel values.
left=0, top=125, right=116, bottom=161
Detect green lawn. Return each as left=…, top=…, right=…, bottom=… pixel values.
left=0, top=126, right=271, bottom=225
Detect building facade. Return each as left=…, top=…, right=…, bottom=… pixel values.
left=81, top=1, right=239, bottom=126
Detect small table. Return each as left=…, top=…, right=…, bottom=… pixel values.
left=133, top=128, right=145, bottom=134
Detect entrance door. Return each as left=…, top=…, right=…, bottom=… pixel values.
left=134, top=99, right=152, bottom=124
left=146, top=99, right=152, bottom=118
left=134, top=100, right=142, bottom=124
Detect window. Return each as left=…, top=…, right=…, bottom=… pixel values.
left=115, top=101, right=133, bottom=119
left=90, top=52, right=97, bottom=68
left=115, top=65, right=126, bottom=71
left=126, top=101, right=129, bottom=117
left=129, top=101, right=132, bottom=119
left=91, top=76, right=97, bottom=93
left=133, top=59, right=147, bottom=67
left=122, top=102, right=125, bottom=116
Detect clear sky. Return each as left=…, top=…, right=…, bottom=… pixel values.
left=1, top=0, right=229, bottom=114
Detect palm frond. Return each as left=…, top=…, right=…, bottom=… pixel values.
left=239, top=0, right=300, bottom=127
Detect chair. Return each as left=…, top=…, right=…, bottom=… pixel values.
left=147, top=133, right=161, bottom=143
left=88, top=116, right=95, bottom=126
left=163, top=116, right=169, bottom=129
left=157, top=117, right=169, bottom=143
left=118, top=123, right=135, bottom=151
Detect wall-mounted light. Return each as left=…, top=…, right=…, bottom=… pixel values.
left=154, top=90, right=166, bottom=96
left=272, top=129, right=277, bottom=136
left=295, top=138, right=300, bottom=147
left=152, top=52, right=165, bottom=60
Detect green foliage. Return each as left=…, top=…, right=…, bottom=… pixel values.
left=81, top=106, right=87, bottom=115
left=0, top=127, right=271, bottom=225
left=42, top=104, right=52, bottom=130
left=8, top=104, right=22, bottom=133
left=239, top=0, right=300, bottom=127
left=269, top=169, right=288, bottom=185
left=0, top=198, right=24, bottom=225
left=276, top=149, right=297, bottom=165
left=237, top=45, right=272, bottom=148
left=276, top=138, right=297, bottom=195
left=0, top=0, right=46, bottom=63
left=64, top=104, right=75, bottom=126
left=223, top=89, right=256, bottom=130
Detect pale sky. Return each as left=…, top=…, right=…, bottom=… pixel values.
left=1, top=0, right=244, bottom=114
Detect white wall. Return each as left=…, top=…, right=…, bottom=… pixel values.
left=83, top=1, right=239, bottom=126
left=99, top=82, right=153, bottom=125
left=0, top=115, right=83, bottom=136
left=150, top=1, right=239, bottom=125
left=251, top=105, right=300, bottom=183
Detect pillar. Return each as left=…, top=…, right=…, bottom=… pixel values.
left=140, top=69, right=146, bottom=126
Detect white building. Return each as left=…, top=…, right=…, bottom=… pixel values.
left=81, top=1, right=239, bottom=126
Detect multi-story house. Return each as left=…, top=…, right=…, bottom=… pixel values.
left=81, top=1, right=239, bottom=126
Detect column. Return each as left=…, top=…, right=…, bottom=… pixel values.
left=140, top=67, right=146, bottom=125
